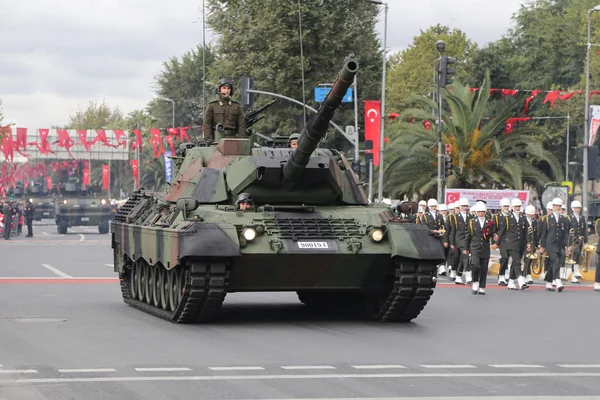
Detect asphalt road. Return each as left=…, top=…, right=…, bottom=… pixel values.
left=0, top=223, right=599, bottom=400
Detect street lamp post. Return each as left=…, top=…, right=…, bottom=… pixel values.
left=367, top=0, right=388, bottom=202
left=583, top=5, right=600, bottom=219
left=158, top=96, right=175, bottom=128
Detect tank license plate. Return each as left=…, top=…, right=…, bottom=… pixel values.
left=43, top=212, right=49, bottom=215
left=297, top=241, right=329, bottom=249
left=81, top=217, right=89, bottom=221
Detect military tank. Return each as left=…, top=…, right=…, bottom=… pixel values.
left=111, top=54, right=445, bottom=323
left=54, top=177, right=112, bottom=234
left=26, top=179, right=56, bottom=220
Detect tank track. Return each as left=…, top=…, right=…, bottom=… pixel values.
left=297, top=258, right=437, bottom=322
left=374, top=258, right=437, bottom=322
left=119, top=258, right=229, bottom=323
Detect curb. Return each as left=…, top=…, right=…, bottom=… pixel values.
left=488, top=261, right=597, bottom=282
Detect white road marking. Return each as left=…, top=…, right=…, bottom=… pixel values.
left=40, top=264, right=72, bottom=278
left=209, top=366, right=265, bottom=371
left=105, top=264, right=114, bottom=267
left=134, top=367, right=191, bottom=372
left=235, top=397, right=600, bottom=400
left=489, top=364, right=545, bottom=368
left=558, top=364, right=600, bottom=368
left=4, top=371, right=600, bottom=384
left=58, top=369, right=116, bottom=373
left=79, top=234, right=85, bottom=242
left=351, top=365, right=406, bottom=370
left=420, top=365, right=476, bottom=369
left=0, top=370, right=38, bottom=374
left=281, top=366, right=336, bottom=370
left=0, top=277, right=116, bottom=280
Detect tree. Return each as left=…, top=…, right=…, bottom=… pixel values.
left=464, top=38, right=519, bottom=89
left=205, top=0, right=383, bottom=139
left=65, top=100, right=125, bottom=130
left=383, top=74, right=563, bottom=199
left=507, top=0, right=600, bottom=89
left=386, top=24, right=477, bottom=112
left=149, top=45, right=216, bottom=138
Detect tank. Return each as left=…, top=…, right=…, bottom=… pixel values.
left=54, top=177, right=112, bottom=234
left=111, top=54, right=445, bottom=323
left=26, top=179, right=56, bottom=220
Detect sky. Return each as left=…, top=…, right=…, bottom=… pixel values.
left=0, top=0, right=526, bottom=130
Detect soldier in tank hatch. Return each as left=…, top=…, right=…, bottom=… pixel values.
left=236, top=193, right=254, bottom=212
left=289, top=133, right=300, bottom=149
left=203, top=78, right=246, bottom=142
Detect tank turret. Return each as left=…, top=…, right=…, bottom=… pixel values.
left=283, top=53, right=358, bottom=182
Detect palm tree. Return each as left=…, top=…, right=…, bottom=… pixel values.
left=383, top=73, right=562, bottom=199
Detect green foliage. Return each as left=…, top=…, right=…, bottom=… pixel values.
left=464, top=38, right=519, bottom=88
left=386, top=24, right=477, bottom=112
left=65, top=100, right=126, bottom=130
left=205, top=0, right=382, bottom=139
left=383, top=74, right=563, bottom=199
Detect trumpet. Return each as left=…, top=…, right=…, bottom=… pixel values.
left=525, top=226, right=538, bottom=259
left=565, top=228, right=584, bottom=265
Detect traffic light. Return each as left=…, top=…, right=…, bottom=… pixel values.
left=438, top=56, right=457, bottom=88
left=444, top=155, right=453, bottom=179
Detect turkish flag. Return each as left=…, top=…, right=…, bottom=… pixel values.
left=45, top=176, right=52, bottom=191
left=364, top=100, right=381, bottom=166
left=130, top=160, right=139, bottom=187
left=102, top=164, right=109, bottom=191
left=82, top=160, right=90, bottom=185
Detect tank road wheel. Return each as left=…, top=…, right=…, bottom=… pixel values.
left=137, top=261, right=146, bottom=302
left=145, top=262, right=154, bottom=305
left=160, top=268, right=169, bottom=310
left=167, top=268, right=177, bottom=312
left=152, top=265, right=161, bottom=308
left=362, top=258, right=437, bottom=322
left=130, top=261, right=139, bottom=300
left=118, top=258, right=230, bottom=323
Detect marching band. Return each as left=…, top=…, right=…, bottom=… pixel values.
left=408, top=196, right=600, bottom=294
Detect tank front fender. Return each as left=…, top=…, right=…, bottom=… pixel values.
left=179, top=223, right=241, bottom=259
left=387, top=224, right=445, bottom=262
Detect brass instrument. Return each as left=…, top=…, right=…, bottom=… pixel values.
left=531, top=251, right=545, bottom=275
left=525, top=226, right=538, bottom=259
left=565, top=228, right=584, bottom=265
left=580, top=219, right=600, bottom=272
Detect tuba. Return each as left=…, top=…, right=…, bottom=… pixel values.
left=565, top=228, right=584, bottom=265
left=580, top=219, right=600, bottom=272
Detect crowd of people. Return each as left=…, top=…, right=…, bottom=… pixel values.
left=410, top=197, right=600, bottom=294
left=0, top=194, right=34, bottom=239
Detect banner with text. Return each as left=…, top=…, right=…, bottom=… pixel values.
left=445, top=189, right=530, bottom=209
left=590, top=105, right=600, bottom=146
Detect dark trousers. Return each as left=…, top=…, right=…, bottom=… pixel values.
left=498, top=246, right=511, bottom=276
left=450, top=247, right=460, bottom=271
left=447, top=247, right=458, bottom=270
left=544, top=250, right=563, bottom=283
left=508, top=249, right=524, bottom=279
left=523, top=256, right=532, bottom=276
left=596, top=256, right=600, bottom=283
left=26, top=218, right=33, bottom=237
left=472, top=256, right=490, bottom=288
left=456, top=247, right=469, bottom=275
left=3, top=216, right=11, bottom=239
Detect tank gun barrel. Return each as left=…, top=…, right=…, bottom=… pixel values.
left=282, top=54, right=359, bottom=181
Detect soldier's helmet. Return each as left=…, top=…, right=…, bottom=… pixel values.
left=236, top=192, right=254, bottom=205
left=289, top=133, right=300, bottom=141
left=216, top=78, right=235, bottom=95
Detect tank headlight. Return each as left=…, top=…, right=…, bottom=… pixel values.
left=63, top=200, right=68, bottom=204
left=370, top=229, right=384, bottom=242
left=101, top=199, right=107, bottom=205
left=29, top=198, right=33, bottom=202
left=243, top=227, right=257, bottom=241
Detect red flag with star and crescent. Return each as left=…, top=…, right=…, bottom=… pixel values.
left=364, top=100, right=381, bottom=166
